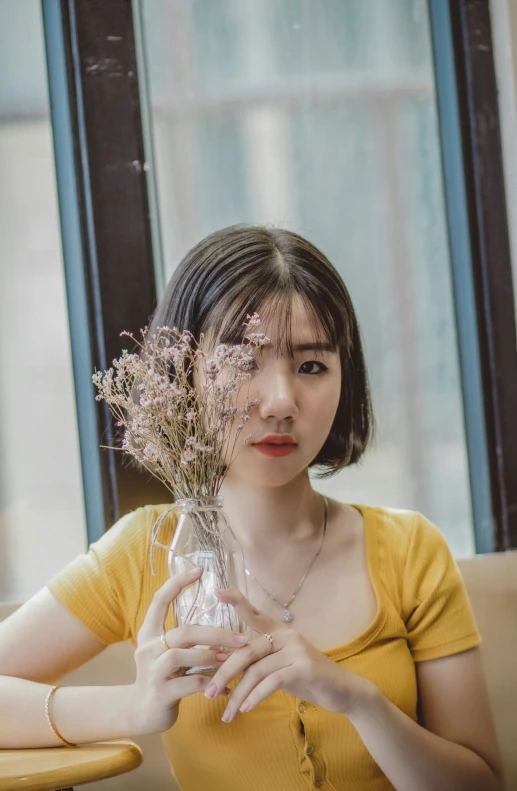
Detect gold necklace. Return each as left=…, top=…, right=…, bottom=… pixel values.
left=243, top=496, right=328, bottom=623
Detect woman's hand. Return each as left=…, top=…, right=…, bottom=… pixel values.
left=129, top=568, right=250, bottom=736
left=204, top=588, right=377, bottom=723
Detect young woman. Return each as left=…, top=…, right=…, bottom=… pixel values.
left=0, top=226, right=504, bottom=790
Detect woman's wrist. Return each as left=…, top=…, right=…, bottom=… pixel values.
left=337, top=671, right=381, bottom=720
left=123, top=683, right=159, bottom=737
left=51, top=684, right=139, bottom=744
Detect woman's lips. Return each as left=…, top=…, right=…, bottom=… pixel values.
left=253, top=443, right=296, bottom=458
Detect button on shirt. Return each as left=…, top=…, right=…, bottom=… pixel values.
left=295, top=698, right=328, bottom=789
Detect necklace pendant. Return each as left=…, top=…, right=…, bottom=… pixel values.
left=282, top=607, right=294, bottom=623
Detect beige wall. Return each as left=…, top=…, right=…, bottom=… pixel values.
left=0, top=121, right=87, bottom=603
left=0, top=1, right=88, bottom=605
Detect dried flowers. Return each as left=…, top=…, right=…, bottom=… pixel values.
left=92, top=313, right=268, bottom=502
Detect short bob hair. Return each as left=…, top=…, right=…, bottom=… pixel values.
left=148, top=224, right=374, bottom=477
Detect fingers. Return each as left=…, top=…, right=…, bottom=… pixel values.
left=155, top=647, right=230, bottom=680
left=139, top=567, right=203, bottom=642
left=214, top=588, right=277, bottom=635
left=165, top=673, right=219, bottom=703
left=222, top=668, right=288, bottom=722
left=164, top=624, right=249, bottom=651
left=203, top=635, right=273, bottom=699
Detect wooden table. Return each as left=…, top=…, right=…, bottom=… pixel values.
left=0, top=740, right=143, bottom=791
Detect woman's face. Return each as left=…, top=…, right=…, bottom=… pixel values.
left=214, top=296, right=342, bottom=489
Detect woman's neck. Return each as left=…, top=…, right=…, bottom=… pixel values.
left=218, top=472, right=326, bottom=553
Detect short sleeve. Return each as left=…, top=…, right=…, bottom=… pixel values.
left=45, top=506, right=153, bottom=646
left=402, top=514, right=482, bottom=662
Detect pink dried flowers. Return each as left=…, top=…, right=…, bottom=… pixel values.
left=92, top=314, right=268, bottom=500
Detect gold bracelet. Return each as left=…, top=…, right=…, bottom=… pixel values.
left=45, top=686, right=77, bottom=747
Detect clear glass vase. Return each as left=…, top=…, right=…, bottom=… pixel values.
left=150, top=496, right=249, bottom=676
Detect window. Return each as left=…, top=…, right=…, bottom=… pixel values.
left=139, top=0, right=474, bottom=556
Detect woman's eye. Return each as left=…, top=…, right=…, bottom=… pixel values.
left=299, top=360, right=328, bottom=375
left=247, top=359, right=328, bottom=375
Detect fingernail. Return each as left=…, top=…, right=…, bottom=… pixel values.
left=233, top=635, right=248, bottom=644
left=216, top=652, right=228, bottom=662
left=204, top=683, right=217, bottom=699
left=188, top=567, right=202, bottom=577
left=221, top=707, right=231, bottom=721
left=239, top=701, right=250, bottom=712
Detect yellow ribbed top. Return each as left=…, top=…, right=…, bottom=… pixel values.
left=46, top=503, right=481, bottom=791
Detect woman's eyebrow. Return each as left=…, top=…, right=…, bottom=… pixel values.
left=292, top=342, right=335, bottom=352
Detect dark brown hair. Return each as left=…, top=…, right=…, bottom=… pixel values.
left=148, top=224, right=374, bottom=477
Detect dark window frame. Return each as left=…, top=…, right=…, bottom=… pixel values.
left=430, top=0, right=517, bottom=551
left=42, top=0, right=169, bottom=542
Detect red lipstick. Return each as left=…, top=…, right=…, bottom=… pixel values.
left=252, top=434, right=297, bottom=458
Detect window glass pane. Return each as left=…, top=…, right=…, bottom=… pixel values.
left=0, top=0, right=87, bottom=601
left=141, top=0, right=474, bottom=557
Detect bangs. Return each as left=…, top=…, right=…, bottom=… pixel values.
left=203, top=285, right=349, bottom=358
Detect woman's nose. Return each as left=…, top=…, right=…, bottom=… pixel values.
left=257, top=372, right=299, bottom=422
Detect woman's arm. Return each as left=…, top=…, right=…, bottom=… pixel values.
left=0, top=676, right=135, bottom=748
left=0, top=588, right=135, bottom=747
left=0, top=571, right=243, bottom=747
left=345, top=647, right=505, bottom=791
left=206, top=591, right=505, bottom=790
left=0, top=588, right=107, bottom=683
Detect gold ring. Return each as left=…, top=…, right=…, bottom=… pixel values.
left=160, top=632, right=170, bottom=651
left=263, top=633, right=274, bottom=654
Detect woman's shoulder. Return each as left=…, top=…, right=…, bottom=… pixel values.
left=107, top=501, right=177, bottom=542
left=347, top=502, right=450, bottom=565
left=44, top=502, right=178, bottom=645
left=352, top=501, right=435, bottom=537
left=354, top=501, right=464, bottom=608
left=115, top=501, right=176, bottom=526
